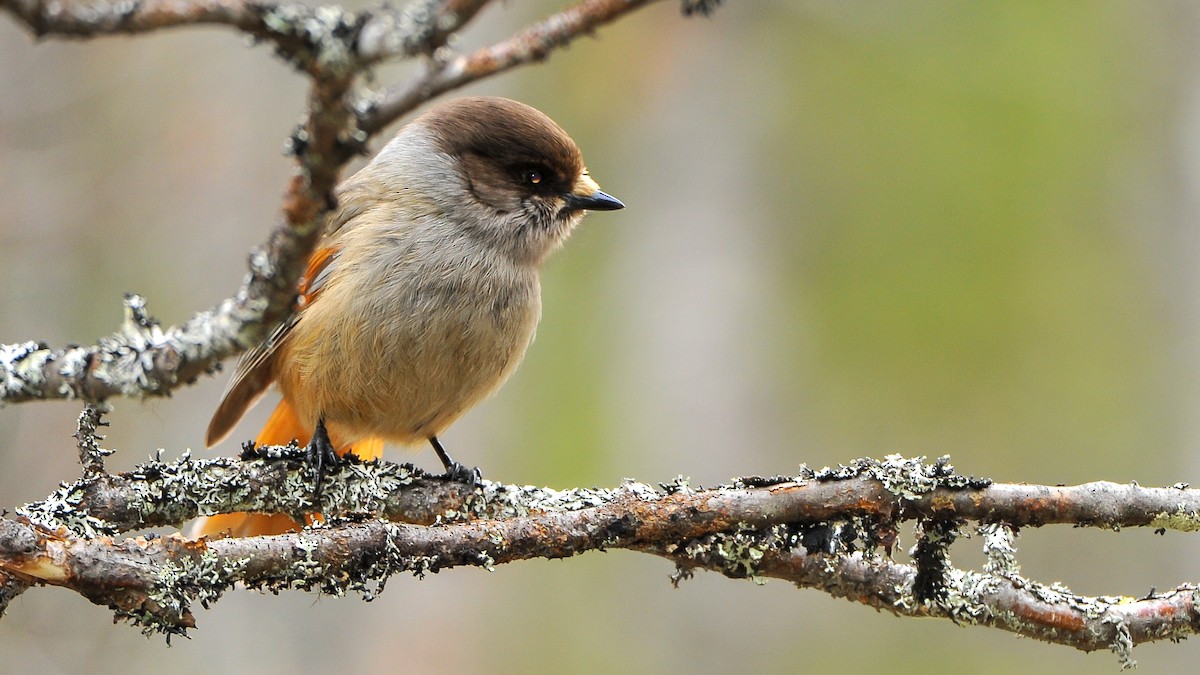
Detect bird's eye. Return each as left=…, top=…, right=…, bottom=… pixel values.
left=522, top=168, right=544, bottom=185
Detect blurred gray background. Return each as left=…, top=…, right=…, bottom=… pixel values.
left=4, top=0, right=1200, bottom=672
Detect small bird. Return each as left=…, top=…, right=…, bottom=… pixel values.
left=188, top=96, right=623, bottom=538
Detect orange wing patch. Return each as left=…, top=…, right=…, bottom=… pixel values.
left=298, top=245, right=339, bottom=307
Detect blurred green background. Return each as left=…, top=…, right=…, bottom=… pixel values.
left=4, top=0, right=1200, bottom=672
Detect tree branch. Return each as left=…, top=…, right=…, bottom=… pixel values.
left=0, top=0, right=487, bottom=63
left=19, top=449, right=1200, bottom=540
left=670, top=530, right=1197, bottom=666
left=2, top=447, right=1200, bottom=664
left=2, top=0, right=281, bottom=39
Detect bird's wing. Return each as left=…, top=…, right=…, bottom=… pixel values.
left=205, top=244, right=341, bottom=446
left=205, top=174, right=384, bottom=446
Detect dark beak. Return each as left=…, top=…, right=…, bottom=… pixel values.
left=565, top=190, right=625, bottom=212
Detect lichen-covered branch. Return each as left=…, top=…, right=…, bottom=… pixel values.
left=2, top=450, right=1200, bottom=663
left=0, top=0, right=486, bottom=64
left=2, top=0, right=278, bottom=39
left=17, top=449, right=1200, bottom=541
left=0, top=223, right=314, bottom=403
left=667, top=528, right=1196, bottom=667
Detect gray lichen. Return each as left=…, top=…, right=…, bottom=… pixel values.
left=131, top=546, right=242, bottom=636
left=470, top=479, right=661, bottom=523
left=979, top=522, right=1021, bottom=579
left=0, top=340, right=51, bottom=400
left=1148, top=509, right=1200, bottom=532
left=803, top=454, right=991, bottom=500
left=672, top=524, right=801, bottom=586
left=262, top=3, right=360, bottom=74
left=357, top=0, right=444, bottom=61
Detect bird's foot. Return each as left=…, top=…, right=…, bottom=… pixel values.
left=307, top=418, right=340, bottom=501
left=443, top=460, right=483, bottom=487
left=429, top=435, right=481, bottom=487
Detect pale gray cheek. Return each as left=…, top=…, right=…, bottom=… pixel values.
left=422, top=176, right=480, bottom=212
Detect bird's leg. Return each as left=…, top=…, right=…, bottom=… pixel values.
left=307, top=417, right=340, bottom=502
left=429, top=436, right=481, bottom=486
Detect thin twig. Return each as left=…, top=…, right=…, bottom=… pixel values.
left=74, top=402, right=113, bottom=476
left=359, top=0, right=664, bottom=133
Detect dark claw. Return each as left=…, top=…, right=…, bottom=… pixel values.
left=444, top=461, right=482, bottom=487
left=307, top=418, right=340, bottom=502
left=429, top=435, right=481, bottom=487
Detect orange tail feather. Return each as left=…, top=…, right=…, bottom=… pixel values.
left=186, top=398, right=384, bottom=539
